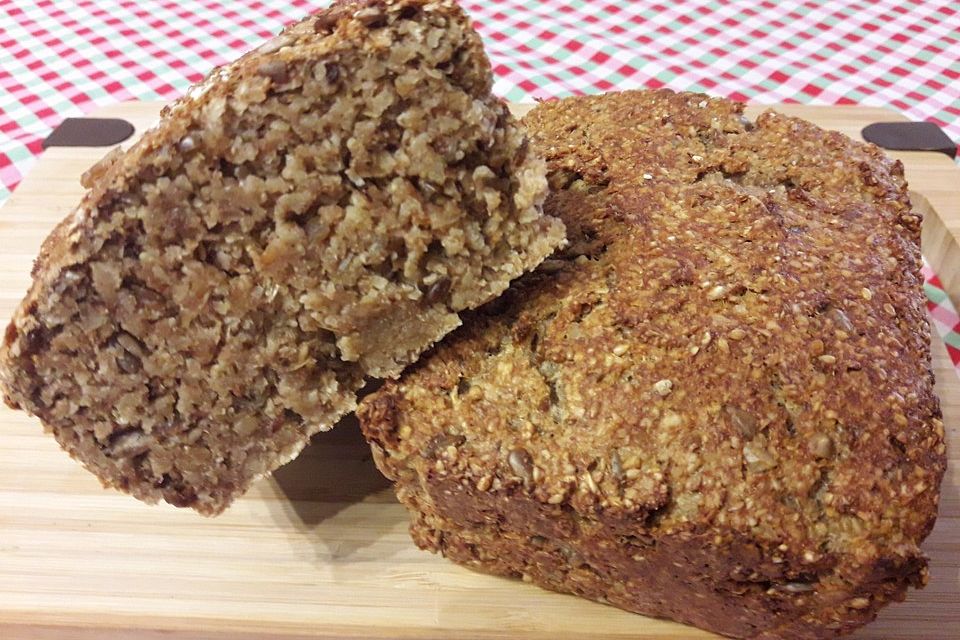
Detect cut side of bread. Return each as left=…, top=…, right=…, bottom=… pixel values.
left=359, top=90, right=946, bottom=639
left=0, top=0, right=564, bottom=515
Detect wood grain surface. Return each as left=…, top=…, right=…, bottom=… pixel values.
left=0, top=102, right=957, bottom=639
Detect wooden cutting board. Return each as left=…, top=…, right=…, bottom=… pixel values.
left=0, top=102, right=957, bottom=640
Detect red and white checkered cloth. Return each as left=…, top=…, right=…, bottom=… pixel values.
left=2, top=0, right=960, bottom=362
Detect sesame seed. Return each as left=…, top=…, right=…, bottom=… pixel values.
left=653, top=379, right=673, bottom=396
left=582, top=472, right=599, bottom=493
left=707, top=285, right=728, bottom=300
left=475, top=475, right=492, bottom=492
left=809, top=433, right=835, bottom=459
left=661, top=411, right=682, bottom=428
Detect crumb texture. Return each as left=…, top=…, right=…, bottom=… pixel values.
left=0, top=0, right=562, bottom=515
left=359, top=90, right=946, bottom=639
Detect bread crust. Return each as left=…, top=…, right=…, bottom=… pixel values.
left=359, top=89, right=946, bottom=639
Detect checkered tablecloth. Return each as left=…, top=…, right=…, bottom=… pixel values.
left=2, top=0, right=960, bottom=363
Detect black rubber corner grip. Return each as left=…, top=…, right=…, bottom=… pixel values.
left=862, top=121, right=956, bottom=159
left=42, top=117, right=135, bottom=149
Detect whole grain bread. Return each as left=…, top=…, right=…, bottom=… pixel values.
left=358, top=90, right=946, bottom=639
left=0, top=0, right=564, bottom=515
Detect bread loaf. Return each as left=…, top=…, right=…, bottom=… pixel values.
left=359, top=90, right=946, bottom=639
left=0, top=0, right=564, bottom=515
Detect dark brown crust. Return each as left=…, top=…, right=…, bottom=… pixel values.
left=358, top=90, right=947, bottom=639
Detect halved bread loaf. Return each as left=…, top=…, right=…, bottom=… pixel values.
left=0, top=0, right=564, bottom=514
left=359, top=90, right=946, bottom=639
